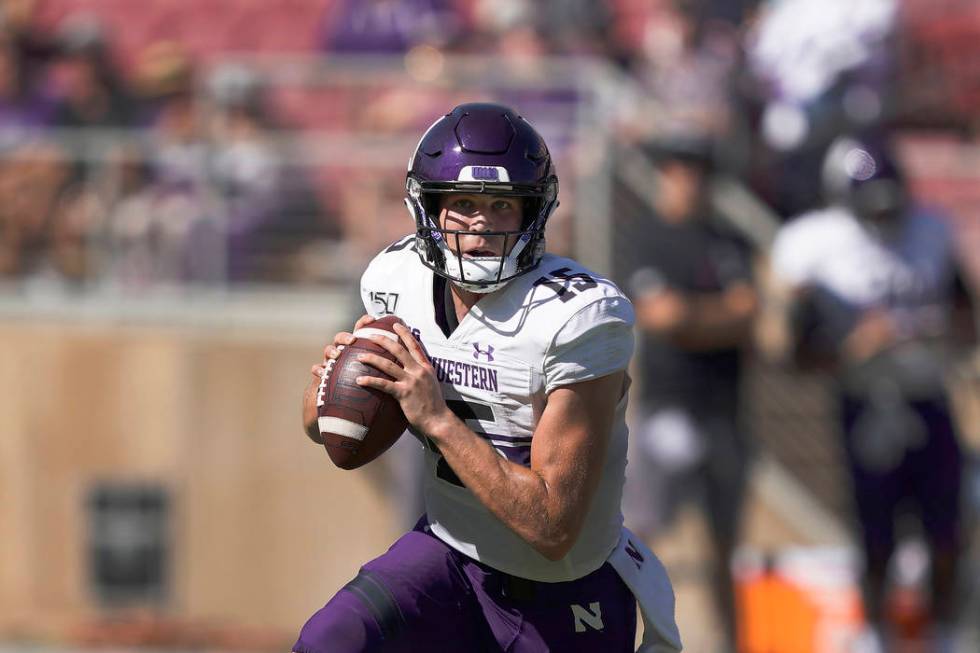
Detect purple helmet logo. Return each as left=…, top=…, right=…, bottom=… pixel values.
left=471, top=166, right=500, bottom=181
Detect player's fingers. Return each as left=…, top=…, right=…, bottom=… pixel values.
left=332, top=331, right=356, bottom=347
left=355, top=374, right=397, bottom=396
left=322, top=344, right=346, bottom=360
left=311, top=363, right=326, bottom=378
left=365, top=333, right=414, bottom=367
left=393, top=323, right=428, bottom=366
left=353, top=314, right=376, bottom=331
left=356, top=352, right=403, bottom=379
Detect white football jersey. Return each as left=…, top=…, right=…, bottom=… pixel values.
left=360, top=236, right=635, bottom=582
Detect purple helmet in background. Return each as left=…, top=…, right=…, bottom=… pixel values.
left=405, top=102, right=559, bottom=293
left=822, top=134, right=907, bottom=226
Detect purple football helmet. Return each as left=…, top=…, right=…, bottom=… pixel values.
left=405, top=103, right=559, bottom=293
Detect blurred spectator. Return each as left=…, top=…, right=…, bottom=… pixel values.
left=0, top=11, right=70, bottom=278
left=206, top=63, right=336, bottom=281
left=530, top=0, right=618, bottom=58
left=0, top=29, right=55, bottom=131
left=741, top=0, right=898, bottom=218
left=622, top=136, right=758, bottom=652
left=102, top=44, right=221, bottom=286
left=619, top=0, right=740, bottom=145
left=42, top=16, right=137, bottom=267
left=318, top=0, right=462, bottom=54
left=49, top=16, right=134, bottom=129
left=767, top=133, right=976, bottom=652
left=131, top=40, right=196, bottom=126
left=0, top=142, right=69, bottom=278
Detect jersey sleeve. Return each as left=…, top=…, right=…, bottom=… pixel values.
left=359, top=236, right=415, bottom=317
left=543, top=296, right=635, bottom=394
left=359, top=257, right=385, bottom=317
left=359, top=269, right=376, bottom=317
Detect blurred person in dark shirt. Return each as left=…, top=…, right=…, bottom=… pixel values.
left=768, top=133, right=976, bottom=653
left=35, top=18, right=137, bottom=284
left=49, top=17, right=134, bottom=129
left=623, top=136, right=758, bottom=652
left=0, top=29, right=55, bottom=130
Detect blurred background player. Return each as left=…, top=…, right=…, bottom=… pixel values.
left=622, top=135, right=758, bottom=653
left=767, top=133, right=976, bottom=652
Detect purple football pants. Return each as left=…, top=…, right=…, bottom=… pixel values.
left=293, top=521, right=636, bottom=652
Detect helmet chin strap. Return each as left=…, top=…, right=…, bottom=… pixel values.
left=438, top=237, right=528, bottom=294
left=451, top=277, right=506, bottom=294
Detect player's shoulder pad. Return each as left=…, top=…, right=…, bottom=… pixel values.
left=519, top=253, right=634, bottom=323
left=362, top=235, right=417, bottom=284
left=360, top=235, right=419, bottom=316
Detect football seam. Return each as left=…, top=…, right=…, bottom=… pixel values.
left=314, top=345, right=344, bottom=409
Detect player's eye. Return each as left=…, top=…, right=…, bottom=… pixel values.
left=451, top=198, right=475, bottom=212
left=492, top=199, right=515, bottom=212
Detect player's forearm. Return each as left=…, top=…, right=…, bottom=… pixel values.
left=673, top=285, right=757, bottom=349
left=425, top=416, right=580, bottom=561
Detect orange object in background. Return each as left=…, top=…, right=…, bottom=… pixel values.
left=734, top=549, right=865, bottom=653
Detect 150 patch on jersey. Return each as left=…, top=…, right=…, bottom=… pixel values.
left=369, top=291, right=399, bottom=315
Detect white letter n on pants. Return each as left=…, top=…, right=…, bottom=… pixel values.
left=571, top=602, right=604, bottom=632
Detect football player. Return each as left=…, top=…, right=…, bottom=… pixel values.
left=296, top=103, right=682, bottom=652
left=767, top=133, right=976, bottom=652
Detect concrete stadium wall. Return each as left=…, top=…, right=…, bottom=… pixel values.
left=0, top=319, right=398, bottom=642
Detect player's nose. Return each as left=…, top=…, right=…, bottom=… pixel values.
left=465, top=214, right=491, bottom=232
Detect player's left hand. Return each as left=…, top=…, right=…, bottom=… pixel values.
left=355, top=323, right=452, bottom=435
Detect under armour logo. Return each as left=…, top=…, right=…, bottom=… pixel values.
left=472, top=343, right=495, bottom=362
left=571, top=602, right=604, bottom=632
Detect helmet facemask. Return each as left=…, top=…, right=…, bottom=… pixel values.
left=405, top=175, right=557, bottom=294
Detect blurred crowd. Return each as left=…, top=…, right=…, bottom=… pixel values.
left=0, top=2, right=338, bottom=287
left=0, top=0, right=974, bottom=289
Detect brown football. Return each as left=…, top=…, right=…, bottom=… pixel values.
left=315, top=315, right=409, bottom=470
